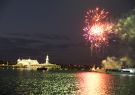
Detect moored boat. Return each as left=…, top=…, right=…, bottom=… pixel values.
left=106, top=68, right=135, bottom=75
left=37, top=67, right=47, bottom=71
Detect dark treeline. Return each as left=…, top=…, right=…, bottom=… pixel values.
left=0, top=60, right=16, bottom=65
left=58, top=64, right=92, bottom=71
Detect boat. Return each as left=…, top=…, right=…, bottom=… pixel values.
left=121, top=68, right=135, bottom=74
left=37, top=67, right=47, bottom=71
left=106, top=68, right=135, bottom=75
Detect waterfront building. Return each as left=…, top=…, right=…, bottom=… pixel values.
left=17, top=58, right=39, bottom=67
left=16, top=55, right=52, bottom=66
left=16, top=54, right=60, bottom=70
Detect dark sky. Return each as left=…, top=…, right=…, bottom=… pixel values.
left=0, top=0, right=135, bottom=64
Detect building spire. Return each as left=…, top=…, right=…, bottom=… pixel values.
left=46, top=54, right=49, bottom=64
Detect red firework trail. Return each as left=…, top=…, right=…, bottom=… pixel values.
left=83, top=7, right=113, bottom=54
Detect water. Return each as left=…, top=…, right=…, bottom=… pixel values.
left=76, top=72, right=135, bottom=95
left=0, top=69, right=135, bottom=95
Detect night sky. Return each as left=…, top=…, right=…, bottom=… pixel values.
left=0, top=0, right=135, bottom=64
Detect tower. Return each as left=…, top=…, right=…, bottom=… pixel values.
left=17, top=58, right=21, bottom=63
left=46, top=54, right=49, bottom=64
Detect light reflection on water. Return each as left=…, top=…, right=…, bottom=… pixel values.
left=1, top=69, right=135, bottom=95
left=76, top=72, right=135, bottom=95
left=77, top=72, right=113, bottom=95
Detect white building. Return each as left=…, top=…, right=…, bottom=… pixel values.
left=17, top=54, right=51, bottom=67
left=17, top=58, right=39, bottom=67
left=16, top=55, right=60, bottom=70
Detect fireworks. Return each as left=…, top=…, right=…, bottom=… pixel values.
left=83, top=7, right=113, bottom=53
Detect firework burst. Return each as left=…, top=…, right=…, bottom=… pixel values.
left=83, top=7, right=113, bottom=54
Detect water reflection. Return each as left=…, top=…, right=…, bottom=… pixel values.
left=76, top=72, right=114, bottom=95
left=1, top=69, right=135, bottom=95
